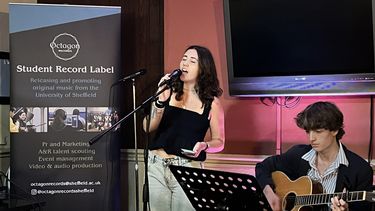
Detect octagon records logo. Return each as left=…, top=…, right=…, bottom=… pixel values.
left=50, top=33, right=80, bottom=61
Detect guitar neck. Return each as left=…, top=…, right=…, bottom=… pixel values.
left=295, top=191, right=370, bottom=206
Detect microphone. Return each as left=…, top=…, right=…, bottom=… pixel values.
left=118, top=69, right=147, bottom=82
left=158, top=69, right=182, bottom=87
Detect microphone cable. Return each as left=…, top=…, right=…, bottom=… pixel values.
left=368, top=95, right=373, bottom=163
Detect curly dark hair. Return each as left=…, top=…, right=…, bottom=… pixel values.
left=172, top=45, right=223, bottom=107
left=295, top=101, right=345, bottom=142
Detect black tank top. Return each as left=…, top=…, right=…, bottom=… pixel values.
left=148, top=103, right=211, bottom=161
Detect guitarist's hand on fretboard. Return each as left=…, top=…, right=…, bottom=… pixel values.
left=331, top=189, right=349, bottom=211
left=263, top=184, right=282, bottom=211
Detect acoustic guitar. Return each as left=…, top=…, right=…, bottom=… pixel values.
left=271, top=171, right=375, bottom=211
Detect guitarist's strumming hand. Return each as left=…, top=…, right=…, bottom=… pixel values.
left=331, top=188, right=349, bottom=211
left=263, top=185, right=282, bottom=211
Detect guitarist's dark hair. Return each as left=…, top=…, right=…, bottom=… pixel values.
left=295, top=101, right=345, bottom=142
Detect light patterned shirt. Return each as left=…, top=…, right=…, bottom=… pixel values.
left=302, top=142, right=349, bottom=210
left=301, top=142, right=349, bottom=194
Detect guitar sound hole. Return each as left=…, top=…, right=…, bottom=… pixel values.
left=284, top=193, right=296, bottom=211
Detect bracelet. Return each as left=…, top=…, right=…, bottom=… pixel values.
left=154, top=99, right=167, bottom=108
left=203, top=142, right=209, bottom=151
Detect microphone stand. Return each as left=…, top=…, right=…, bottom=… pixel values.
left=89, top=85, right=171, bottom=210
left=104, top=69, right=148, bottom=211
left=132, top=78, right=140, bottom=211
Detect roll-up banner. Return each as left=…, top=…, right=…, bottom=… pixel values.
left=9, top=3, right=121, bottom=211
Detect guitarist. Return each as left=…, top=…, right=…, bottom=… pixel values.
left=256, top=101, right=373, bottom=211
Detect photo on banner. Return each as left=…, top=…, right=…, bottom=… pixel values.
left=11, top=107, right=48, bottom=133
left=48, top=107, right=86, bottom=132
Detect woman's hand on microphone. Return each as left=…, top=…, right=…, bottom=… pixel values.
left=157, top=74, right=172, bottom=101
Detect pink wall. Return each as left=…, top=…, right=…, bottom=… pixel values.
left=164, top=0, right=375, bottom=160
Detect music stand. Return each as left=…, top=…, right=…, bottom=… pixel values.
left=169, top=165, right=271, bottom=211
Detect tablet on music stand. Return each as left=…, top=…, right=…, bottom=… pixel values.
left=169, top=165, right=271, bottom=211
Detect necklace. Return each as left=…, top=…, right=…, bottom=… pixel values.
left=183, top=88, right=198, bottom=97
left=183, top=87, right=196, bottom=92
left=181, top=99, right=186, bottom=109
